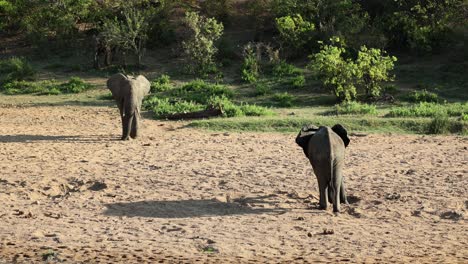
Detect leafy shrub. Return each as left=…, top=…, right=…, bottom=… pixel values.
left=309, top=39, right=358, bottom=102
left=462, top=114, right=468, bottom=121
left=241, top=43, right=260, bottom=83
left=2, top=77, right=91, bottom=95
left=334, top=101, right=378, bottom=115
left=60, top=77, right=92, bottom=93
left=254, top=83, right=271, bottom=96
left=272, top=60, right=301, bottom=78
left=427, top=114, right=450, bottom=134
left=0, top=57, right=36, bottom=85
left=407, top=89, right=439, bottom=103
left=3, top=80, right=60, bottom=95
left=150, top=74, right=172, bottom=92
left=145, top=97, right=204, bottom=118
left=310, top=38, right=397, bottom=102
left=291, top=75, right=305, bottom=88
left=208, top=96, right=244, bottom=117
left=173, top=79, right=234, bottom=104
left=182, top=11, right=224, bottom=75
left=386, top=102, right=468, bottom=118
left=275, top=14, right=314, bottom=52
left=273, top=92, right=295, bottom=107
left=356, top=46, right=397, bottom=98
left=240, top=104, right=275, bottom=116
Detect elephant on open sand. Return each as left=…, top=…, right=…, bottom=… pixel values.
left=107, top=73, right=150, bottom=140
left=296, top=124, right=350, bottom=213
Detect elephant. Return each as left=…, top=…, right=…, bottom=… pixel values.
left=107, top=73, right=150, bottom=140
left=296, top=124, right=350, bottom=213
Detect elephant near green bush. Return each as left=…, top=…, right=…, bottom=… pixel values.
left=296, top=124, right=350, bottom=213
left=107, top=73, right=150, bottom=140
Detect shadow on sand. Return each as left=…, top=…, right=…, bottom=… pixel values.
left=0, top=134, right=118, bottom=143
left=103, top=196, right=288, bottom=219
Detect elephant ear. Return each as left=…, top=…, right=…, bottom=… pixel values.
left=295, top=124, right=319, bottom=158
left=332, top=124, right=350, bottom=147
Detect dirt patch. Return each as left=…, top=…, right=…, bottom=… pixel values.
left=0, top=105, right=466, bottom=263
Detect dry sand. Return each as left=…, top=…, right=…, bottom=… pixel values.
left=0, top=105, right=466, bottom=263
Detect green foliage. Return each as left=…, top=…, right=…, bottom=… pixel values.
left=271, top=60, right=301, bottom=78
left=240, top=104, right=275, bottom=116
left=144, top=79, right=272, bottom=119
left=254, top=83, right=271, bottom=96
left=427, top=113, right=450, bottom=134
left=377, top=0, right=464, bottom=52
left=309, top=39, right=358, bottom=102
left=386, top=102, right=468, bottom=118
left=291, top=75, right=305, bottom=88
left=273, top=92, right=295, bottom=107
left=150, top=74, right=173, bottom=92
left=310, top=39, right=397, bottom=101
left=0, top=57, right=36, bottom=85
left=334, top=101, right=377, bottom=115
left=172, top=79, right=234, bottom=104
left=182, top=11, right=224, bottom=75
left=145, top=97, right=205, bottom=118
left=275, top=14, right=314, bottom=51
left=356, top=46, right=397, bottom=98
left=1, top=77, right=92, bottom=95
left=19, top=0, right=96, bottom=48
left=100, top=4, right=151, bottom=66
left=407, top=89, right=439, bottom=103
left=60, top=77, right=92, bottom=93
left=200, top=0, right=232, bottom=25
left=241, top=43, right=260, bottom=83
left=272, top=0, right=369, bottom=51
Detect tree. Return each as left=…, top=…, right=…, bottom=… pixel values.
left=100, top=3, right=151, bottom=66
left=182, top=11, right=224, bottom=75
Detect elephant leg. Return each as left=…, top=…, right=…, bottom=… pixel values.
left=340, top=177, right=349, bottom=204
left=327, top=185, right=333, bottom=205
left=130, top=115, right=139, bottom=139
left=317, top=177, right=328, bottom=210
left=332, top=166, right=343, bottom=213
left=121, top=114, right=132, bottom=140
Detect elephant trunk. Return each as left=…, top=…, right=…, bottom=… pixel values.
left=121, top=90, right=138, bottom=140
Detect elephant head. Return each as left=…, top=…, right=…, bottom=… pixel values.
left=107, top=73, right=150, bottom=140
left=296, top=124, right=350, bottom=213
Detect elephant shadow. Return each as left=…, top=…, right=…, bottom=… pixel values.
left=0, top=134, right=117, bottom=143
left=103, top=196, right=287, bottom=219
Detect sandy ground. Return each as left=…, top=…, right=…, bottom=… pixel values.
left=0, top=105, right=466, bottom=263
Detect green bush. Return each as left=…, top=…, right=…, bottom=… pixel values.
left=309, top=39, right=358, bottom=102
left=291, top=75, right=305, bottom=88
left=254, top=83, right=271, bottom=96
left=386, top=102, right=467, bottom=118
left=182, top=11, right=224, bottom=75
left=427, top=114, right=450, bottom=134
left=208, top=96, right=244, bottom=117
left=150, top=74, right=173, bottom=92
left=241, top=43, right=260, bottom=83
left=309, top=39, right=397, bottom=102
left=60, top=77, right=92, bottom=93
left=2, top=77, right=91, bottom=95
left=272, top=60, right=300, bottom=78
left=407, top=89, right=439, bottom=103
left=240, top=104, right=275, bottom=116
left=356, top=46, right=397, bottom=98
left=335, top=101, right=378, bottom=115
left=145, top=97, right=205, bottom=118
left=273, top=92, right=295, bottom=107
left=0, top=57, right=36, bottom=85
left=275, top=14, right=314, bottom=52
left=173, top=79, right=234, bottom=104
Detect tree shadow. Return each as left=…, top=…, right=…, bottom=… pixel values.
left=103, top=197, right=288, bottom=219
left=0, top=134, right=118, bottom=143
